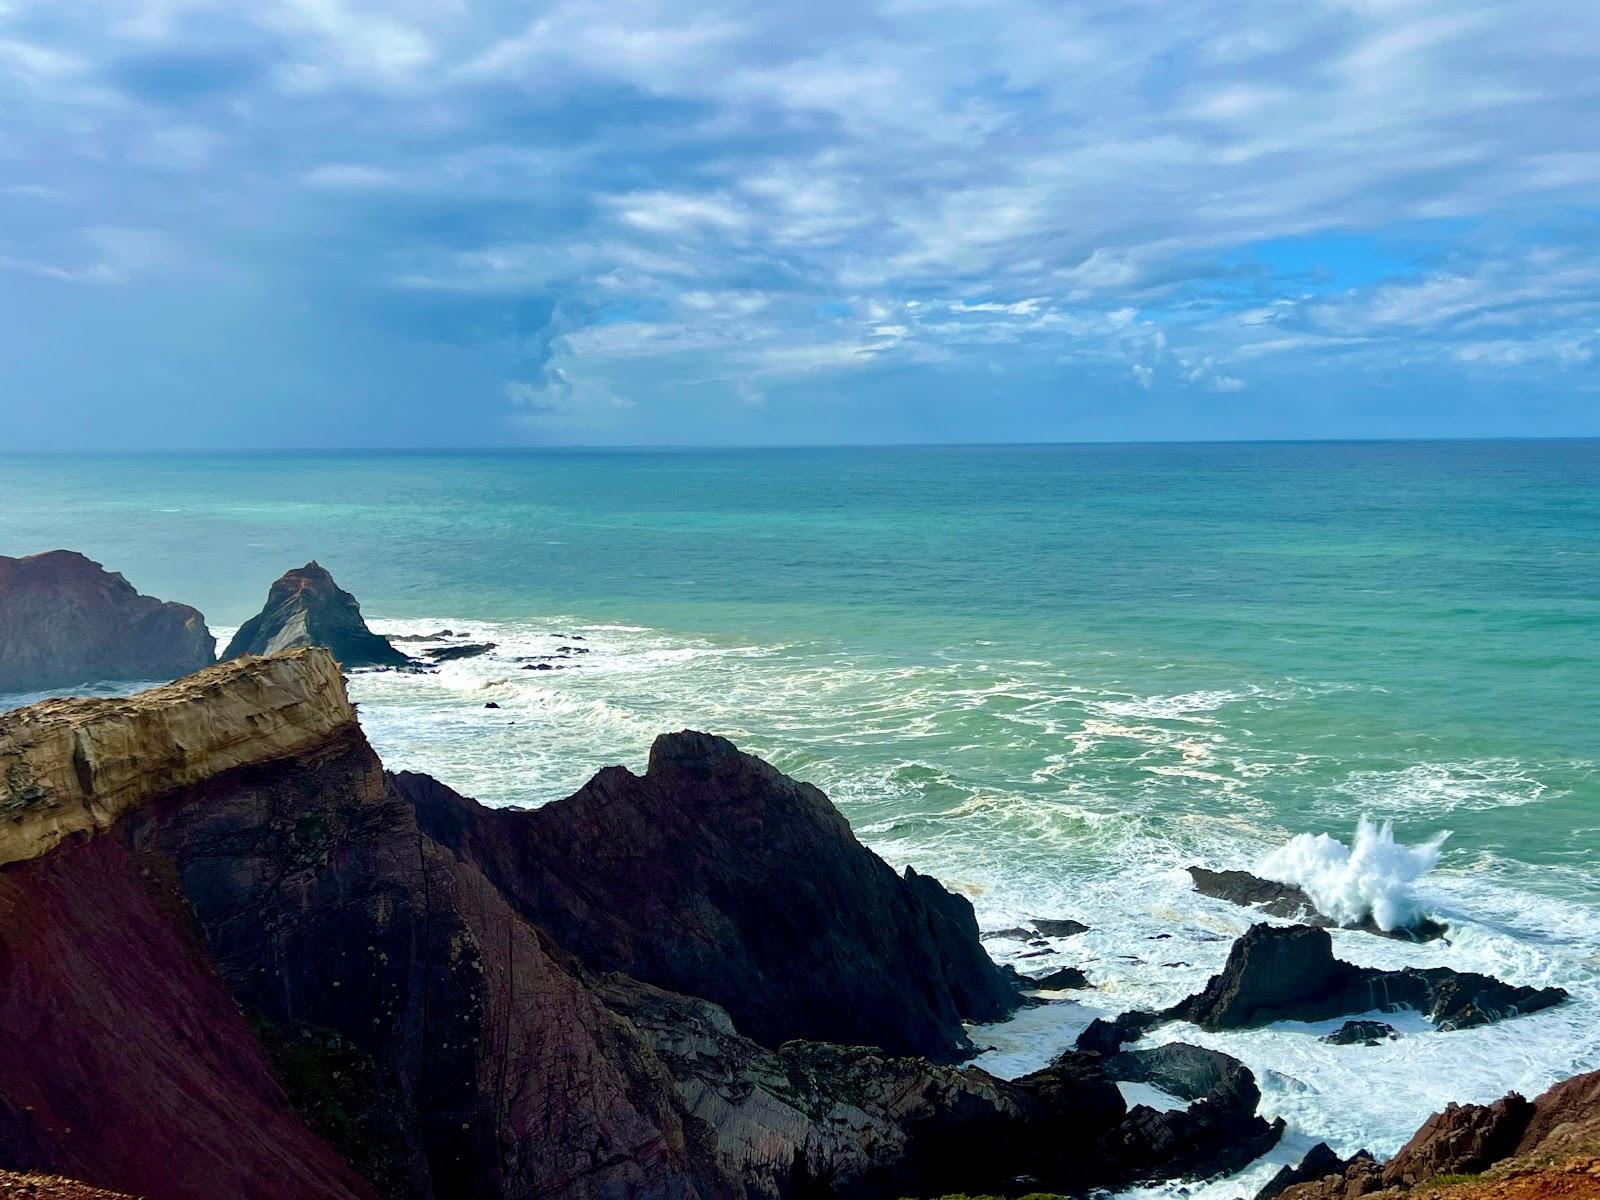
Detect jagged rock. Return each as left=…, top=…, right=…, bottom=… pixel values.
left=483, top=701, right=500, bottom=709
left=1277, top=1072, right=1600, bottom=1200
left=222, top=562, right=409, bottom=669
left=1033, top=917, right=1090, bottom=937
left=1165, top=924, right=1566, bottom=1031
left=1026, top=966, right=1091, bottom=990
left=1320, top=1019, right=1397, bottom=1046
left=0, top=654, right=1286, bottom=1200
left=1255, top=1143, right=1364, bottom=1200
left=1077, top=1010, right=1162, bottom=1054
left=388, top=630, right=455, bottom=641
left=399, top=731, right=1022, bottom=1061
left=1187, top=866, right=1447, bottom=941
left=0, top=551, right=214, bottom=693
left=426, top=642, right=496, bottom=662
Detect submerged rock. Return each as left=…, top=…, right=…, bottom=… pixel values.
left=1033, top=916, right=1090, bottom=937
left=222, top=562, right=410, bottom=669
left=1320, top=1019, right=1397, bottom=1045
left=0, top=550, right=215, bottom=693
left=1026, top=966, right=1092, bottom=990
left=426, top=642, right=496, bottom=662
left=1187, top=865, right=1447, bottom=941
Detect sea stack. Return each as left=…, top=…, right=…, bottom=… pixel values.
left=0, top=550, right=215, bottom=693
left=223, top=561, right=410, bottom=668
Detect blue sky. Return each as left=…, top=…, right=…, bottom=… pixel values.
left=1, top=0, right=1598, bottom=448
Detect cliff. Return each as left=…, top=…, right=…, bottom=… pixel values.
left=222, top=562, right=410, bottom=668
left=0, top=648, right=352, bottom=867
left=399, top=729, right=1021, bottom=1061
left=0, top=650, right=1289, bottom=1199
left=0, top=551, right=214, bottom=693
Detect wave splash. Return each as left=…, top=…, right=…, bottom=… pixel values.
left=1259, top=817, right=1449, bottom=932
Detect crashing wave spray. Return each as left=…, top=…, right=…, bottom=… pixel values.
left=1258, top=817, right=1449, bottom=932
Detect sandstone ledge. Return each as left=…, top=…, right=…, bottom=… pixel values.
left=0, top=648, right=355, bottom=868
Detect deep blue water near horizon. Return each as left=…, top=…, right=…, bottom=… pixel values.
left=2, top=438, right=1597, bottom=1189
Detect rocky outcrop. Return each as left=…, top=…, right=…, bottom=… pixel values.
left=399, top=732, right=1021, bottom=1061
left=1322, top=1019, right=1398, bottom=1046
left=222, top=562, right=409, bottom=668
left=1167, top=924, right=1566, bottom=1032
left=1255, top=1141, right=1365, bottom=1200
left=0, top=648, right=352, bottom=867
left=1188, top=867, right=1447, bottom=941
left=1276, top=1071, right=1600, bottom=1200
left=0, top=551, right=214, bottom=694
left=0, top=652, right=1283, bottom=1200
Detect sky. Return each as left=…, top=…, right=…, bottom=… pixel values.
left=1, top=0, right=1598, bottom=448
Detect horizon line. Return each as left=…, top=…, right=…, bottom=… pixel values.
left=3, top=433, right=1600, bottom=456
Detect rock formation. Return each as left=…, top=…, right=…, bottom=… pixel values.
left=398, top=731, right=1021, bottom=1060
left=0, top=651, right=1290, bottom=1200
left=0, top=551, right=214, bottom=693
left=1167, top=924, right=1566, bottom=1032
left=222, top=562, right=409, bottom=668
left=1272, top=1070, right=1600, bottom=1200
left=1188, top=866, right=1447, bottom=941
left=1076, top=923, right=1566, bottom=1055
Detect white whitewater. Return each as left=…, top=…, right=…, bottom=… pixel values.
left=1258, top=817, right=1449, bottom=932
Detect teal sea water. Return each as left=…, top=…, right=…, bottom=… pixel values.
left=2, top=440, right=1596, bottom=1192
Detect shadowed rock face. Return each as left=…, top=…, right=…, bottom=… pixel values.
left=222, top=562, right=409, bottom=668
left=399, top=731, right=1021, bottom=1061
left=0, top=551, right=214, bottom=693
left=0, top=654, right=1296, bottom=1200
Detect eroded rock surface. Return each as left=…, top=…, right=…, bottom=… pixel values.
left=0, top=551, right=214, bottom=693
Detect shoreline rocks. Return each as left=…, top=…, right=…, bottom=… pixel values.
left=0, top=551, right=214, bottom=693
left=222, top=562, right=410, bottom=669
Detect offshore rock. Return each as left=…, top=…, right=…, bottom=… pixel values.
left=400, top=731, right=1022, bottom=1060
left=0, top=551, right=214, bottom=693
left=1166, top=924, right=1566, bottom=1032
left=222, top=562, right=409, bottom=668
left=1187, top=866, right=1447, bottom=941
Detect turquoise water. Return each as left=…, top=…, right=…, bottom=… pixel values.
left=2, top=441, right=1597, bottom=1184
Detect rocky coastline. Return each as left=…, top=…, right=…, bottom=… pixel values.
left=0, top=554, right=1593, bottom=1200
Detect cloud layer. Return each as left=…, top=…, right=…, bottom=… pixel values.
left=2, top=0, right=1598, bottom=446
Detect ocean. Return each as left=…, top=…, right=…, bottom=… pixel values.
left=2, top=440, right=1596, bottom=1196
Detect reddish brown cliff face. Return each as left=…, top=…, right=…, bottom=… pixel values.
left=0, top=551, right=214, bottom=693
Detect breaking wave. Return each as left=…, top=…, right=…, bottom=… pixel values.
left=1258, top=817, right=1449, bottom=932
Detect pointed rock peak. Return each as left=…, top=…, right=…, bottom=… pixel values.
left=224, top=562, right=410, bottom=669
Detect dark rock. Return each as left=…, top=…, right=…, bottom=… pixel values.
left=222, top=562, right=410, bottom=669
left=1032, top=917, right=1090, bottom=937
left=426, top=642, right=496, bottom=662
left=0, top=550, right=215, bottom=692
left=1187, top=866, right=1447, bottom=942
left=1165, top=924, right=1565, bottom=1032
left=1025, top=966, right=1091, bottom=990
left=399, top=731, right=1023, bottom=1061
left=483, top=701, right=500, bottom=709
left=521, top=662, right=559, bottom=671
left=388, top=629, right=454, bottom=641
left=1255, top=1142, right=1360, bottom=1200
left=1077, top=1010, right=1162, bottom=1054
left=1320, top=1019, right=1396, bottom=1045
left=555, top=645, right=590, bottom=654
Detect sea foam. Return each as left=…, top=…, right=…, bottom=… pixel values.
left=1258, top=817, right=1448, bottom=932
